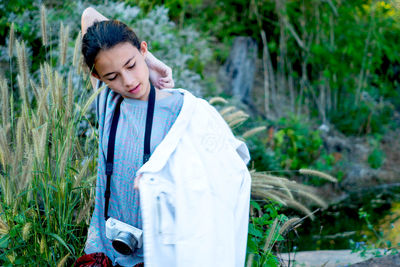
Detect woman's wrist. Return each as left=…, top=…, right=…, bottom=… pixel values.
left=81, top=7, right=108, bottom=35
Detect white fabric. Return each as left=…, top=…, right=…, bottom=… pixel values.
left=137, top=89, right=251, bottom=267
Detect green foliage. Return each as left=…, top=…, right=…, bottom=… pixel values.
left=331, top=95, right=394, bottom=135
left=274, top=116, right=323, bottom=170
left=368, top=148, right=385, bottom=169
left=247, top=137, right=281, bottom=172
left=246, top=201, right=287, bottom=267
left=349, top=208, right=399, bottom=259
left=153, top=0, right=400, bottom=135
left=0, top=0, right=35, bottom=39
left=125, top=0, right=202, bottom=23
left=0, top=8, right=98, bottom=264
left=367, top=137, right=386, bottom=169
left=244, top=114, right=337, bottom=186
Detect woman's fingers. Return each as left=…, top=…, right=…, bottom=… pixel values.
left=159, top=78, right=174, bottom=88
left=134, top=174, right=142, bottom=190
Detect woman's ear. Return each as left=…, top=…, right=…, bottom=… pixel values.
left=140, top=41, right=148, bottom=58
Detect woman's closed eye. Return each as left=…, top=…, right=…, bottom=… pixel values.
left=106, top=63, right=135, bottom=81
left=108, top=75, right=117, bottom=81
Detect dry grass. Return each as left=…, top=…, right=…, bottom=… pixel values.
left=210, top=96, right=334, bottom=218
left=0, top=16, right=98, bottom=265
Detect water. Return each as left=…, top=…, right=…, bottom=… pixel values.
left=285, top=187, right=400, bottom=252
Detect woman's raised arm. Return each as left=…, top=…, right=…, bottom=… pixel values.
left=81, top=7, right=108, bottom=90
left=81, top=7, right=108, bottom=36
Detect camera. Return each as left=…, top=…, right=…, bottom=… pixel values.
left=105, top=217, right=143, bottom=255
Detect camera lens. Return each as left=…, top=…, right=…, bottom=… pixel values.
left=112, top=232, right=138, bottom=255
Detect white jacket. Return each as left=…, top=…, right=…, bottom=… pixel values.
left=137, top=89, right=251, bottom=267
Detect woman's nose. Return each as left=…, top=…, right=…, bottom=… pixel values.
left=122, top=71, right=135, bottom=88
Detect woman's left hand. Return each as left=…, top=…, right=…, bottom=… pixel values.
left=134, top=174, right=142, bottom=190
left=146, top=52, right=175, bottom=89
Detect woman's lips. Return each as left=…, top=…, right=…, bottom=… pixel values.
left=129, top=84, right=140, bottom=94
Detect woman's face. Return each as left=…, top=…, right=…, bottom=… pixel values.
left=93, top=41, right=150, bottom=100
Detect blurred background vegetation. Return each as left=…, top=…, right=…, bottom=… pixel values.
left=0, top=0, right=400, bottom=266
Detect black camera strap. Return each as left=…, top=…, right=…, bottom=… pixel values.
left=104, top=84, right=156, bottom=220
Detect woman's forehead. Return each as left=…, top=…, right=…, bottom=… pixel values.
left=95, top=42, right=141, bottom=74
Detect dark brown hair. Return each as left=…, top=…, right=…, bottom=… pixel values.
left=81, top=20, right=141, bottom=75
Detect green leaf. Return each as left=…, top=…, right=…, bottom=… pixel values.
left=0, top=235, right=9, bottom=249
left=48, top=233, right=75, bottom=255
left=250, top=200, right=261, bottom=212
left=248, top=223, right=263, bottom=238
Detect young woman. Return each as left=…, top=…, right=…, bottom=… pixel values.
left=80, top=7, right=251, bottom=267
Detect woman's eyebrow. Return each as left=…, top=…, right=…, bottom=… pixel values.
left=103, top=56, right=136, bottom=77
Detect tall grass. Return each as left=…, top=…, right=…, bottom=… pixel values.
left=0, top=18, right=97, bottom=266
left=0, top=8, right=336, bottom=266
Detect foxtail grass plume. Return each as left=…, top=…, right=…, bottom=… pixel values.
left=38, top=85, right=51, bottom=121
left=20, top=149, right=33, bottom=192
left=73, top=31, right=82, bottom=67
left=261, top=191, right=287, bottom=205
left=245, top=254, right=254, bottom=267
left=30, top=79, right=41, bottom=104
left=16, top=40, right=28, bottom=90
left=73, top=156, right=90, bottom=188
left=220, top=106, right=235, bottom=116
left=279, top=217, right=300, bottom=235
left=58, top=23, right=65, bottom=65
left=45, top=63, right=55, bottom=105
left=22, top=222, right=32, bottom=241
left=242, top=126, right=267, bottom=139
left=0, top=127, right=10, bottom=167
left=40, top=5, right=48, bottom=46
left=1, top=79, right=10, bottom=126
left=209, top=96, right=228, bottom=105
left=76, top=198, right=94, bottom=224
left=58, top=22, right=70, bottom=66
left=8, top=22, right=14, bottom=58
left=15, top=117, right=24, bottom=165
left=40, top=64, right=46, bottom=92
left=251, top=171, right=324, bottom=217
left=286, top=199, right=314, bottom=219
left=55, top=71, right=63, bottom=110
left=296, top=189, right=327, bottom=209
left=263, top=217, right=279, bottom=252
left=63, top=25, right=70, bottom=65
left=228, top=117, right=248, bottom=128
left=299, top=168, right=338, bottom=183
left=57, top=253, right=70, bottom=267
left=17, top=75, right=29, bottom=109
left=0, top=219, right=9, bottom=235
left=0, top=176, right=11, bottom=206
left=225, top=110, right=249, bottom=122
left=32, top=123, right=48, bottom=161
left=40, top=235, right=47, bottom=255
left=6, top=253, right=15, bottom=264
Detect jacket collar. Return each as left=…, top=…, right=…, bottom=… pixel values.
left=137, top=89, right=197, bottom=175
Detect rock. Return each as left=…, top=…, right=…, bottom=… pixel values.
left=349, top=253, right=400, bottom=266
left=218, top=36, right=258, bottom=106
left=279, top=250, right=383, bottom=267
